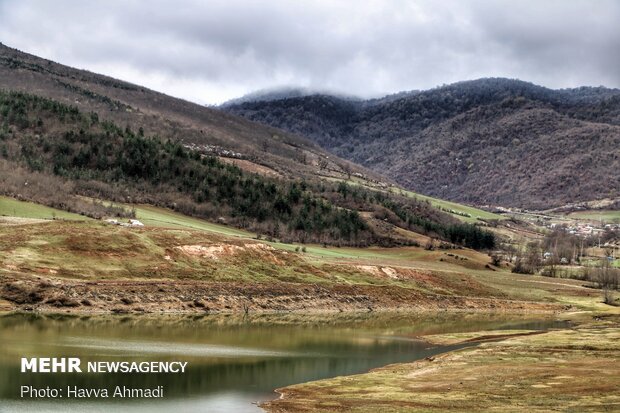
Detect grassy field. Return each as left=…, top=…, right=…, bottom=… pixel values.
left=0, top=196, right=601, bottom=303
left=132, top=204, right=253, bottom=237
left=0, top=196, right=90, bottom=221
left=0, top=196, right=493, bottom=275
left=132, top=205, right=435, bottom=264
left=567, top=209, right=620, bottom=223
left=120, top=204, right=495, bottom=273
left=322, top=176, right=504, bottom=224
left=0, top=218, right=490, bottom=296
left=128, top=205, right=446, bottom=267
left=0, top=197, right=610, bottom=298
left=394, top=188, right=506, bottom=223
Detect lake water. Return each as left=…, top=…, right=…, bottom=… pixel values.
left=0, top=312, right=565, bottom=412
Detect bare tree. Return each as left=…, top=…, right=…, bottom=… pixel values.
left=342, top=163, right=352, bottom=179
left=594, top=258, right=619, bottom=305
left=318, top=158, right=329, bottom=170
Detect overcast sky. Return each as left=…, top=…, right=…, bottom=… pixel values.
left=0, top=0, right=618, bottom=105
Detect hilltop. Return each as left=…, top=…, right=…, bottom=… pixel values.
left=220, top=86, right=362, bottom=107
left=224, top=78, right=620, bottom=209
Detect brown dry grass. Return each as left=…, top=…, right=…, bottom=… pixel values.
left=264, top=321, right=620, bottom=412
left=218, top=157, right=282, bottom=178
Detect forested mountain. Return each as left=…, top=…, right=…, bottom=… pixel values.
left=224, top=78, right=620, bottom=209
left=0, top=42, right=382, bottom=184
left=0, top=91, right=495, bottom=248
left=221, top=87, right=324, bottom=107
left=0, top=44, right=496, bottom=249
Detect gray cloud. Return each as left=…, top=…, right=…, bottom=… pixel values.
left=0, top=0, right=618, bottom=104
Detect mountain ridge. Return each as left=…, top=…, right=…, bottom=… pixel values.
left=0, top=42, right=385, bottom=185
left=224, top=77, right=620, bottom=209
left=220, top=86, right=363, bottom=107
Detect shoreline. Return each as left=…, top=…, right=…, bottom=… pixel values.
left=260, top=313, right=620, bottom=412
left=1, top=273, right=561, bottom=315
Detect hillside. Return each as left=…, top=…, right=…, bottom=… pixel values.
left=0, top=192, right=577, bottom=316
left=224, top=78, right=620, bottom=209
left=0, top=42, right=380, bottom=184
left=0, top=88, right=496, bottom=249
left=0, top=43, right=505, bottom=249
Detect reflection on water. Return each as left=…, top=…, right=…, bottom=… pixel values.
left=0, top=312, right=566, bottom=412
left=61, top=337, right=301, bottom=358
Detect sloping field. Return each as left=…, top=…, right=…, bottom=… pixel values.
left=395, top=188, right=506, bottom=223
left=132, top=204, right=253, bottom=237
left=323, top=175, right=504, bottom=223
left=567, top=209, right=620, bottom=223
left=0, top=196, right=89, bottom=221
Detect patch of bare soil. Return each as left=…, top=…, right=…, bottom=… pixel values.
left=353, top=265, right=500, bottom=297
left=0, top=217, right=48, bottom=225
left=175, top=244, right=244, bottom=259
left=0, top=272, right=558, bottom=314
left=356, top=265, right=433, bottom=281
left=174, top=242, right=285, bottom=264
left=218, top=157, right=282, bottom=178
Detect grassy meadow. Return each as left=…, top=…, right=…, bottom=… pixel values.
left=567, top=209, right=620, bottom=223
left=0, top=196, right=90, bottom=221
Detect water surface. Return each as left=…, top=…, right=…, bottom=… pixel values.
left=0, top=312, right=565, bottom=412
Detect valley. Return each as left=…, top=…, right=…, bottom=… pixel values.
left=1, top=194, right=618, bottom=411
left=0, top=41, right=618, bottom=413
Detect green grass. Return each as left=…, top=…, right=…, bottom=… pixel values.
left=393, top=188, right=505, bottom=223
left=568, top=210, right=620, bottom=223
left=0, top=219, right=424, bottom=288
left=129, top=205, right=428, bottom=262
left=129, top=204, right=490, bottom=273
left=0, top=196, right=90, bottom=221
left=0, top=196, right=495, bottom=275
left=266, top=243, right=403, bottom=260
left=0, top=195, right=457, bottom=266
left=132, top=205, right=254, bottom=238
left=129, top=210, right=421, bottom=262
left=323, top=176, right=504, bottom=223
left=0, top=195, right=497, bottom=278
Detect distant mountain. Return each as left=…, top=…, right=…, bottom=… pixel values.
left=220, top=87, right=313, bottom=107
left=223, top=78, right=620, bottom=209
